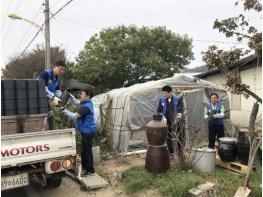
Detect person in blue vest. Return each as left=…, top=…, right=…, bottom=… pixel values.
left=61, top=89, right=96, bottom=176
left=204, top=93, right=225, bottom=149
left=157, top=85, right=180, bottom=159
left=37, top=60, right=66, bottom=105
left=37, top=60, right=66, bottom=129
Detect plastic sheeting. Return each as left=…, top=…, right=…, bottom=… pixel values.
left=92, top=75, right=231, bottom=151
left=183, top=88, right=232, bottom=147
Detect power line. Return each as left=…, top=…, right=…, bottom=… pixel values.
left=11, top=0, right=76, bottom=66
left=3, top=0, right=12, bottom=29
left=12, top=30, right=42, bottom=65
left=56, top=15, right=101, bottom=30
left=49, top=0, right=75, bottom=20
left=2, top=0, right=23, bottom=45
left=12, top=6, right=43, bottom=55
left=53, top=17, right=82, bottom=48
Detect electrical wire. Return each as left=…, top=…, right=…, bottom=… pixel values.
left=49, top=0, right=75, bottom=20
left=10, top=0, right=77, bottom=66
left=53, top=17, right=82, bottom=49
left=12, top=6, right=43, bottom=55
left=3, top=0, right=12, bottom=29
left=2, top=0, right=23, bottom=45
left=55, top=15, right=101, bottom=30
left=12, top=29, right=42, bottom=65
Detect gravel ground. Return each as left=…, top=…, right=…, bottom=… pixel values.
left=2, top=155, right=154, bottom=197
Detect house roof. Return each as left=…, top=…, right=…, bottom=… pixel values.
left=195, top=54, right=261, bottom=78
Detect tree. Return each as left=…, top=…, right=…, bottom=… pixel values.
left=73, top=25, right=194, bottom=92
left=202, top=0, right=262, bottom=190
left=2, top=45, right=73, bottom=79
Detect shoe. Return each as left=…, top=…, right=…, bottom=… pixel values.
left=81, top=169, right=87, bottom=174
left=84, top=171, right=95, bottom=176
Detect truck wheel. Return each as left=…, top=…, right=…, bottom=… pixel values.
left=46, top=176, right=62, bottom=188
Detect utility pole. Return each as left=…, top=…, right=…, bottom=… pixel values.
left=44, top=0, right=51, bottom=68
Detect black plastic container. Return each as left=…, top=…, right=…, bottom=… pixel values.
left=218, top=137, right=237, bottom=162
left=237, top=129, right=250, bottom=165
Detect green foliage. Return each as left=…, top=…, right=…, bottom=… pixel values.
left=212, top=1, right=262, bottom=54
left=122, top=165, right=261, bottom=197
left=242, top=0, right=262, bottom=11
left=202, top=45, right=250, bottom=70
left=72, top=25, right=193, bottom=92
left=202, top=0, right=262, bottom=102
left=202, top=45, right=252, bottom=98
left=2, top=45, right=73, bottom=79
left=155, top=169, right=202, bottom=197
left=122, top=166, right=154, bottom=193
left=52, top=103, right=78, bottom=130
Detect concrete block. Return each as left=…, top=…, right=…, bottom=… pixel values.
left=92, top=146, right=101, bottom=165
left=188, top=182, right=216, bottom=196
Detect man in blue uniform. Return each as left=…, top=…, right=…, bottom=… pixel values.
left=37, top=60, right=66, bottom=129
left=37, top=60, right=66, bottom=104
left=204, top=93, right=225, bottom=149
left=61, top=89, right=96, bottom=176
left=157, top=85, right=180, bottom=159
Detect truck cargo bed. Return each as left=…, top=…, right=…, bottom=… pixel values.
left=1, top=114, right=48, bottom=135
left=1, top=128, right=76, bottom=168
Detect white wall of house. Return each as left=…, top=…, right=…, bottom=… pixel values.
left=201, top=67, right=262, bottom=127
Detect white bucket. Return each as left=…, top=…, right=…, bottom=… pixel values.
left=191, top=147, right=216, bottom=172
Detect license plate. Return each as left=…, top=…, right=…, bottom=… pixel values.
left=1, top=173, right=29, bottom=191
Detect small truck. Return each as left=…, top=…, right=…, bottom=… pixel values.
left=1, top=79, right=79, bottom=191
left=1, top=127, right=77, bottom=191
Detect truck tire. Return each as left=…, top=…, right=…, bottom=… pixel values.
left=46, top=176, right=63, bottom=188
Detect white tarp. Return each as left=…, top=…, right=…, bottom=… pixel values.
left=92, top=75, right=231, bottom=151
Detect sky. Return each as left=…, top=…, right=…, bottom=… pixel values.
left=1, top=0, right=261, bottom=70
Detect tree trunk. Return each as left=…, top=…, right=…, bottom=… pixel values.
left=243, top=88, right=262, bottom=104
left=243, top=102, right=261, bottom=188
left=249, top=103, right=259, bottom=133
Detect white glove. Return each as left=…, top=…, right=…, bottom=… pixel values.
left=176, top=113, right=182, bottom=119
left=51, top=96, right=61, bottom=106
left=69, top=93, right=80, bottom=105
left=161, top=115, right=167, bottom=123
left=213, top=113, right=225, bottom=119
left=55, top=90, right=62, bottom=98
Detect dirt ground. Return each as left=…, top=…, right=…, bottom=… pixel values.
left=2, top=154, right=160, bottom=197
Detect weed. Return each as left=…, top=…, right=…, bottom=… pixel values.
left=122, top=166, right=154, bottom=194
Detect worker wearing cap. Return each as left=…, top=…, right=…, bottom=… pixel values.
left=204, top=93, right=225, bottom=149
left=157, top=85, right=180, bottom=159
left=37, top=60, right=66, bottom=129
